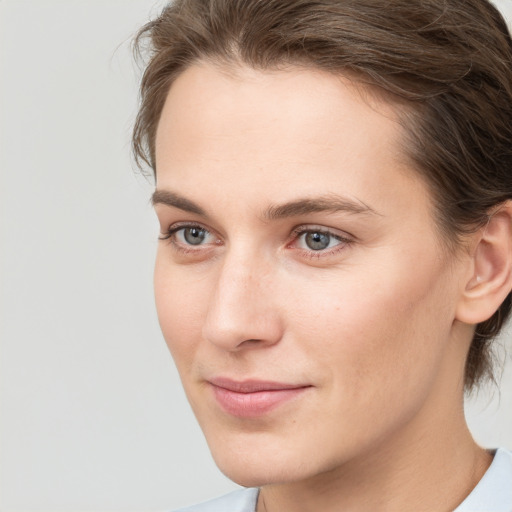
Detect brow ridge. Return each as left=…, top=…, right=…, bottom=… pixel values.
left=152, top=190, right=380, bottom=220
left=264, top=195, right=380, bottom=220
left=152, top=190, right=206, bottom=216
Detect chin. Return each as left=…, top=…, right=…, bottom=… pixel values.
left=205, top=430, right=331, bottom=488
left=219, top=463, right=283, bottom=488
left=214, top=452, right=303, bottom=488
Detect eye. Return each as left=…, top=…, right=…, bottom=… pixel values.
left=177, top=226, right=210, bottom=245
left=288, top=225, right=353, bottom=260
left=159, top=224, right=217, bottom=247
left=296, top=230, right=343, bottom=251
left=302, top=231, right=335, bottom=251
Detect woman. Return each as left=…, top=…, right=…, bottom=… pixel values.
left=133, top=1, right=512, bottom=510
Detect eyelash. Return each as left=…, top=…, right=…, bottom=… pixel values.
left=289, top=226, right=352, bottom=259
left=159, top=224, right=201, bottom=241
left=158, top=223, right=217, bottom=254
left=159, top=223, right=353, bottom=258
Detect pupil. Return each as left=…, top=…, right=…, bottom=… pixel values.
left=184, top=227, right=206, bottom=245
left=305, top=232, right=330, bottom=250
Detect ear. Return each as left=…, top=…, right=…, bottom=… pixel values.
left=456, top=201, right=512, bottom=325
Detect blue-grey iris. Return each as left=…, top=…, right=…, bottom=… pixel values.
left=184, top=227, right=207, bottom=245
left=305, top=231, right=330, bottom=250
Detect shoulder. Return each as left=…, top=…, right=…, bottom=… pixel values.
left=171, top=488, right=259, bottom=512
left=455, top=447, right=512, bottom=512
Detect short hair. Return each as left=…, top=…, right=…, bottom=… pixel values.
left=132, top=0, right=512, bottom=391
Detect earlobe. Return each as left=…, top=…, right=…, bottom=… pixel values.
left=456, top=201, right=512, bottom=325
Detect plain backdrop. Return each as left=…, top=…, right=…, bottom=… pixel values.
left=1, top=1, right=511, bottom=510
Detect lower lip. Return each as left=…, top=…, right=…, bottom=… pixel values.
left=211, top=385, right=309, bottom=418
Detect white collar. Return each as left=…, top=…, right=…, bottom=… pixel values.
left=454, top=448, right=512, bottom=512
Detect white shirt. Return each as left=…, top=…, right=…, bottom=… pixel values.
left=174, top=448, right=512, bottom=512
left=455, top=448, right=512, bottom=512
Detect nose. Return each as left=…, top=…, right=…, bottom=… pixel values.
left=202, top=252, right=283, bottom=351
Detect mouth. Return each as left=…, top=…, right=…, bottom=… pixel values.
left=208, top=377, right=312, bottom=418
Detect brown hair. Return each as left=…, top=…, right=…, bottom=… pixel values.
left=132, top=0, right=512, bottom=391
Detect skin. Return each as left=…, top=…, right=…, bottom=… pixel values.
left=152, top=62, right=503, bottom=511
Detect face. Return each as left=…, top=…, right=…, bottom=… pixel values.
left=153, top=62, right=470, bottom=487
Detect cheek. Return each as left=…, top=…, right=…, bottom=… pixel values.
left=284, top=254, right=456, bottom=400
left=153, top=252, right=210, bottom=366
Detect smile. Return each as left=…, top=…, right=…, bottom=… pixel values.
left=208, top=378, right=312, bottom=418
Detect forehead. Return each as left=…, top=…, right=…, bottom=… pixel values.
left=154, top=62, right=432, bottom=227
left=156, top=62, right=404, bottom=166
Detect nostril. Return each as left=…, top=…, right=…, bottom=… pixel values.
left=241, top=339, right=264, bottom=346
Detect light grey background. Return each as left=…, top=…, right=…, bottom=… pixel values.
left=1, top=1, right=511, bottom=510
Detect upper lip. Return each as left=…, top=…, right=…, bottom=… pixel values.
left=208, top=377, right=311, bottom=393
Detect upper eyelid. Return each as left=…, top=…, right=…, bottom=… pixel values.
left=163, top=221, right=213, bottom=235
left=291, top=224, right=354, bottom=241
left=164, top=223, right=349, bottom=235
left=168, top=221, right=208, bottom=230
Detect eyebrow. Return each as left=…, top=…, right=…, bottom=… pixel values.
left=151, top=189, right=381, bottom=219
left=152, top=190, right=206, bottom=216
left=263, top=195, right=381, bottom=220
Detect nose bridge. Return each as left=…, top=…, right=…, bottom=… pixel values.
left=202, top=246, right=281, bottom=350
left=216, top=252, right=256, bottom=311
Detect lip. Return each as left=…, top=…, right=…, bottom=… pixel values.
left=208, top=377, right=311, bottom=418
